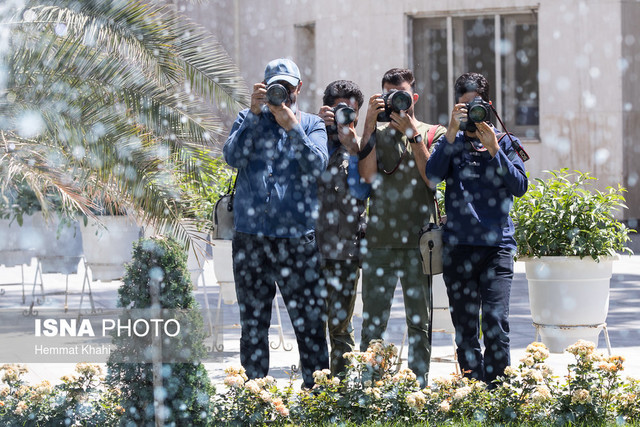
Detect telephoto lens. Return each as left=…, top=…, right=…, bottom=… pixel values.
left=388, top=90, right=412, bottom=112
left=467, top=97, right=490, bottom=122
left=377, top=89, right=412, bottom=122
left=266, top=83, right=289, bottom=105
left=333, top=102, right=356, bottom=126
left=460, top=96, right=491, bottom=131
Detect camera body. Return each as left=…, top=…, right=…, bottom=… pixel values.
left=266, top=83, right=290, bottom=105
left=377, top=89, right=412, bottom=122
left=333, top=102, right=356, bottom=126
left=460, top=96, right=492, bottom=132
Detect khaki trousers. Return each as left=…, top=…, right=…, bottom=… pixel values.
left=360, top=247, right=432, bottom=387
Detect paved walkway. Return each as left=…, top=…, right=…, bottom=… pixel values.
left=1, top=254, right=639, bottom=389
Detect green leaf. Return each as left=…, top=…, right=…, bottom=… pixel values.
left=511, top=169, right=636, bottom=259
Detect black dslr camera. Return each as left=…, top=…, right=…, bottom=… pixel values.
left=266, top=83, right=289, bottom=105
left=377, top=89, right=412, bottom=122
left=460, top=96, right=492, bottom=132
left=326, top=102, right=356, bottom=137
left=333, top=102, right=356, bottom=126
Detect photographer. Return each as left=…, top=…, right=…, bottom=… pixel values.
left=223, top=58, right=329, bottom=389
left=316, top=80, right=370, bottom=376
left=425, top=72, right=528, bottom=387
left=357, top=68, right=445, bottom=387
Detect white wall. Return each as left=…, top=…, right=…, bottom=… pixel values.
left=187, top=0, right=637, bottom=219
left=537, top=0, right=624, bottom=194
left=621, top=0, right=640, bottom=221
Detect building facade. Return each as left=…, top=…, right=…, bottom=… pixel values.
left=186, top=0, right=640, bottom=222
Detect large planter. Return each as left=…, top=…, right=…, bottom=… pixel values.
left=80, top=215, right=141, bottom=281
left=0, top=216, right=37, bottom=267
left=186, top=231, right=213, bottom=288
left=432, top=274, right=454, bottom=333
left=524, top=256, right=615, bottom=353
left=31, top=213, right=83, bottom=274
left=211, top=240, right=236, bottom=304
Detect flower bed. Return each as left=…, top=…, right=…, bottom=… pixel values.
left=2, top=340, right=640, bottom=426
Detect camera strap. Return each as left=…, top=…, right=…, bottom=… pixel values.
left=357, top=130, right=377, bottom=160
left=492, top=132, right=530, bottom=162
left=381, top=125, right=441, bottom=175
left=465, top=135, right=488, bottom=153
left=433, top=193, right=443, bottom=225
left=491, top=106, right=531, bottom=162
left=426, top=124, right=443, bottom=150
left=508, top=137, right=530, bottom=162
left=382, top=137, right=408, bottom=175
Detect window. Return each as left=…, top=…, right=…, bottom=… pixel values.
left=412, top=11, right=539, bottom=140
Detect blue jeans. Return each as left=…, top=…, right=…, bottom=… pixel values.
left=232, top=232, right=329, bottom=388
left=442, top=244, right=514, bottom=386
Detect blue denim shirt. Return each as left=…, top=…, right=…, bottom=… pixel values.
left=223, top=109, right=329, bottom=238
left=425, top=129, right=528, bottom=249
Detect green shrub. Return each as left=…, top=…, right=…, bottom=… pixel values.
left=106, top=236, right=214, bottom=426
left=4, top=340, right=640, bottom=425
left=511, top=169, right=635, bottom=260
left=0, top=363, right=122, bottom=426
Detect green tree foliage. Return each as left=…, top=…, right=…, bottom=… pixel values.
left=106, top=236, right=214, bottom=426
left=0, top=0, right=248, bottom=242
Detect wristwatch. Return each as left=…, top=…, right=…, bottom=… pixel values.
left=409, top=134, right=423, bottom=144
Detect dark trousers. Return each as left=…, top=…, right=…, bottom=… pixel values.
left=232, top=232, right=329, bottom=388
left=442, top=244, right=513, bottom=386
left=322, top=258, right=359, bottom=376
left=360, top=248, right=432, bottom=387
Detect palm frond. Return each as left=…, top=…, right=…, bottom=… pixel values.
left=2, top=0, right=245, bottom=246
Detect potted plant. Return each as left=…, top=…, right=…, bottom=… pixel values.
left=0, top=184, right=41, bottom=268
left=79, top=201, right=142, bottom=282
left=511, top=169, right=635, bottom=352
left=176, top=158, right=235, bottom=288
left=2, top=0, right=249, bottom=284
left=30, top=188, right=84, bottom=275
left=34, top=215, right=83, bottom=275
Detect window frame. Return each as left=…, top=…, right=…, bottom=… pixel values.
left=409, top=8, right=540, bottom=142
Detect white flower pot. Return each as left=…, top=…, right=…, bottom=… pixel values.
left=211, top=240, right=236, bottom=304
left=80, top=215, right=141, bottom=281
left=186, top=231, right=213, bottom=288
left=0, top=216, right=37, bottom=267
left=524, top=256, right=614, bottom=353
left=31, top=213, right=83, bottom=274
left=432, top=274, right=454, bottom=333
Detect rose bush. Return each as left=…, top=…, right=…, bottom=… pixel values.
left=2, top=340, right=640, bottom=426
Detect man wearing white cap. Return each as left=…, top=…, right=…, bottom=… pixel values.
left=223, top=58, right=330, bottom=388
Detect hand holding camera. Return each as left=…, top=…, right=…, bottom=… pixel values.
left=249, top=81, right=298, bottom=130
left=473, top=121, right=499, bottom=157
left=319, top=102, right=356, bottom=128
left=377, top=89, right=413, bottom=122
left=448, top=96, right=493, bottom=133
left=266, top=82, right=290, bottom=106
left=363, top=94, right=385, bottom=133
left=250, top=82, right=268, bottom=115
left=459, top=96, right=492, bottom=132
left=319, top=102, right=359, bottom=155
